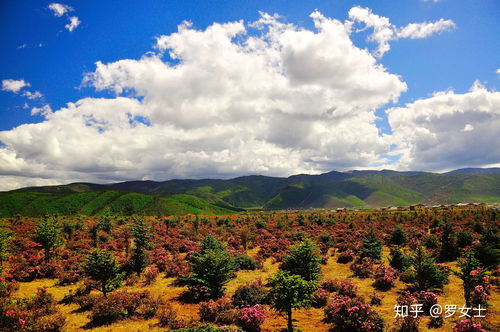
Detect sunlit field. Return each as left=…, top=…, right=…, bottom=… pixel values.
left=0, top=208, right=498, bottom=331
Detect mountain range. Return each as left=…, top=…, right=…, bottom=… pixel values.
left=1, top=168, right=499, bottom=217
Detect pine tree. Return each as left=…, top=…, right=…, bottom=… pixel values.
left=82, top=249, right=124, bottom=297
left=33, top=217, right=62, bottom=262
left=281, top=239, right=322, bottom=281
left=130, top=216, right=153, bottom=275
left=268, top=271, right=317, bottom=332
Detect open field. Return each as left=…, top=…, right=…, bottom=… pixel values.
left=0, top=208, right=498, bottom=331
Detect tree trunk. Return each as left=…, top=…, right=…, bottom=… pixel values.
left=287, top=307, right=293, bottom=332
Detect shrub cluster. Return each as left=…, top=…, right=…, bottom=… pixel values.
left=373, top=264, right=397, bottom=291
left=89, top=291, right=162, bottom=324
left=323, top=295, right=384, bottom=332
left=350, top=257, right=374, bottom=278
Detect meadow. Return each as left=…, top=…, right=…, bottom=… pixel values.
left=0, top=208, right=498, bottom=331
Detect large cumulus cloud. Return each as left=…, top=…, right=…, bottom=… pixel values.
left=387, top=81, right=500, bottom=171
left=0, top=8, right=473, bottom=190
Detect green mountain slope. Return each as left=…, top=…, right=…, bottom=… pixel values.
left=3, top=169, right=500, bottom=215
left=0, top=190, right=239, bottom=217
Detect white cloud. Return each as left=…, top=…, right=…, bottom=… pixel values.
left=496, top=68, right=500, bottom=76
left=48, top=3, right=73, bottom=17
left=387, top=81, right=500, bottom=171
left=0, top=10, right=409, bottom=189
left=31, top=105, right=52, bottom=116
left=348, top=6, right=455, bottom=57
left=462, top=124, right=474, bottom=132
left=65, top=16, right=81, bottom=32
left=22, top=90, right=43, bottom=100
left=2, top=79, right=30, bottom=93
left=397, top=19, right=456, bottom=39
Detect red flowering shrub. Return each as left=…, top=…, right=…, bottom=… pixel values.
left=90, top=291, right=161, bottom=324
left=74, top=293, right=99, bottom=311
left=198, top=298, right=236, bottom=324
left=156, top=303, right=188, bottom=329
left=452, top=319, right=486, bottom=332
left=397, top=291, right=416, bottom=306
left=257, top=238, right=291, bottom=262
left=394, top=291, right=420, bottom=332
left=144, top=265, right=160, bottom=285
left=373, top=264, right=397, bottom=291
left=55, top=250, right=84, bottom=285
left=0, top=287, right=65, bottom=332
left=312, top=288, right=330, bottom=308
left=153, top=248, right=189, bottom=277
left=350, top=257, right=374, bottom=278
left=323, top=295, right=384, bottom=332
left=0, top=277, right=18, bottom=298
left=7, top=243, right=46, bottom=281
left=236, top=305, right=266, bottom=332
left=336, top=279, right=358, bottom=298
left=471, top=285, right=489, bottom=306
left=414, top=291, right=438, bottom=315
left=320, top=279, right=337, bottom=292
left=395, top=315, right=421, bottom=332
left=337, top=249, right=355, bottom=264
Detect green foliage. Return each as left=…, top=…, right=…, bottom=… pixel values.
left=186, top=236, right=236, bottom=299
left=473, top=226, right=499, bottom=268
left=389, top=246, right=411, bottom=271
left=453, top=251, right=489, bottom=306
left=281, top=239, right=322, bottom=281
left=390, top=225, right=408, bottom=246
left=438, top=222, right=457, bottom=262
left=200, top=235, right=226, bottom=252
left=455, top=230, right=473, bottom=248
left=33, top=216, right=62, bottom=261
left=360, top=229, right=382, bottom=260
left=234, top=254, right=258, bottom=271
left=422, top=234, right=439, bottom=249
left=129, top=216, right=153, bottom=275
left=409, top=246, right=448, bottom=291
left=82, top=249, right=124, bottom=297
left=0, top=222, right=13, bottom=263
left=268, top=271, right=317, bottom=332
left=232, top=284, right=266, bottom=307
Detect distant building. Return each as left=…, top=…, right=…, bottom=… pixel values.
left=410, top=203, right=425, bottom=211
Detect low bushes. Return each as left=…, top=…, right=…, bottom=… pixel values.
left=323, top=295, right=384, bottom=332
left=199, top=298, right=237, bottom=325
left=452, top=319, right=486, bottom=332
left=373, top=264, right=397, bottom=291
left=157, top=303, right=189, bottom=329
left=232, top=282, right=267, bottom=307
left=350, top=257, right=374, bottom=278
left=236, top=305, right=266, bottom=332
left=89, top=291, right=162, bottom=324
left=337, top=249, right=354, bottom=264
left=0, top=287, right=66, bottom=332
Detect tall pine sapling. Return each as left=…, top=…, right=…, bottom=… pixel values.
left=360, top=228, right=382, bottom=260
left=82, top=249, right=124, bottom=297
left=33, top=216, right=62, bottom=262
left=268, top=271, right=317, bottom=332
left=130, top=216, right=153, bottom=276
left=281, top=239, right=322, bottom=281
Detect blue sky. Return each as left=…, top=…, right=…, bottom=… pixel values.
left=0, top=0, right=499, bottom=189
